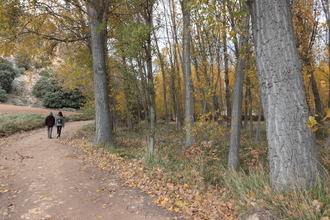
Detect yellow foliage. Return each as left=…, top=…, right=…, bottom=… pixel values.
left=54, top=45, right=94, bottom=99
left=306, top=116, right=319, bottom=132
left=323, top=108, right=330, bottom=121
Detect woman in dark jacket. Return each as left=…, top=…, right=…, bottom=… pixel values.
left=45, top=112, right=55, bottom=139
left=55, top=112, right=65, bottom=138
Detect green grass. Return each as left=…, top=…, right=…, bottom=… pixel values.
left=222, top=168, right=330, bottom=219
left=0, top=113, right=44, bottom=136
left=75, top=123, right=140, bottom=159
left=66, top=112, right=94, bottom=122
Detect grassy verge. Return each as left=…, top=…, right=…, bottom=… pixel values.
left=0, top=111, right=94, bottom=137
left=74, top=121, right=330, bottom=220
left=0, top=113, right=44, bottom=137
left=66, top=111, right=94, bottom=122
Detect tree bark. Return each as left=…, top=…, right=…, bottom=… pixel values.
left=181, top=0, right=195, bottom=147
left=169, top=0, right=184, bottom=128
left=86, top=0, right=112, bottom=144
left=227, top=12, right=249, bottom=169
left=222, top=6, right=231, bottom=120
left=143, top=3, right=156, bottom=153
left=320, top=0, right=329, bottom=108
left=163, top=0, right=182, bottom=127
left=309, top=69, right=324, bottom=119
left=254, top=102, right=262, bottom=143
left=249, top=0, right=320, bottom=190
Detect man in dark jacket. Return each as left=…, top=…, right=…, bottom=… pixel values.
left=45, top=112, right=55, bottom=139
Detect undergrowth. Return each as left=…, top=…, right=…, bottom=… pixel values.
left=223, top=168, right=330, bottom=219
left=80, top=121, right=330, bottom=219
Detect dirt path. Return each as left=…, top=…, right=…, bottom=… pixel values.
left=0, top=121, right=177, bottom=220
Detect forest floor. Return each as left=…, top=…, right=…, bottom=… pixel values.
left=0, top=121, right=179, bottom=220
left=0, top=104, right=328, bottom=219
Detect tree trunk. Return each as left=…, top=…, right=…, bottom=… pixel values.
left=144, top=5, right=156, bottom=153
left=216, top=44, right=223, bottom=120
left=162, top=0, right=180, bottom=124
left=153, top=29, right=169, bottom=123
left=169, top=0, right=184, bottom=128
left=248, top=84, right=253, bottom=137
left=244, top=77, right=249, bottom=128
left=309, top=66, right=324, bottom=120
left=86, top=0, right=112, bottom=144
left=249, top=0, right=319, bottom=190
left=320, top=0, right=329, bottom=107
left=181, top=0, right=195, bottom=147
left=227, top=13, right=249, bottom=169
left=222, top=10, right=231, bottom=120
left=122, top=57, right=133, bottom=130
left=254, top=103, right=262, bottom=143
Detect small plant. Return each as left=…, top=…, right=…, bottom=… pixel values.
left=192, top=113, right=228, bottom=144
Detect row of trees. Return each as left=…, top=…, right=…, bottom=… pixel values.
left=0, top=0, right=328, bottom=190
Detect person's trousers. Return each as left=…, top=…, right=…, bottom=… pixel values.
left=57, top=126, right=62, bottom=137
left=47, top=126, right=53, bottom=138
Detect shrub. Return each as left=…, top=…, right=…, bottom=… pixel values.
left=61, top=89, right=86, bottom=109
left=0, top=70, right=15, bottom=92
left=0, top=58, right=17, bottom=92
left=14, top=52, right=31, bottom=70
left=33, top=76, right=86, bottom=109
left=0, top=86, right=6, bottom=102
left=42, top=91, right=64, bottom=108
left=32, top=77, right=60, bottom=98
left=42, top=89, right=86, bottom=109
left=38, top=70, right=52, bottom=78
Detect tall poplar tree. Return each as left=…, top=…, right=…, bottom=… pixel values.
left=181, top=0, right=195, bottom=147
left=86, top=0, right=113, bottom=144
left=249, top=0, right=319, bottom=190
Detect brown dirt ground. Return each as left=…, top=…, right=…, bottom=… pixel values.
left=0, top=104, right=79, bottom=116
left=0, top=121, right=179, bottom=220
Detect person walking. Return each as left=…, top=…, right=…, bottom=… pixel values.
left=45, top=112, right=55, bottom=139
left=55, top=111, right=65, bottom=138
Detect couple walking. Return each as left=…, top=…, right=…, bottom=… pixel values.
left=45, top=112, right=65, bottom=139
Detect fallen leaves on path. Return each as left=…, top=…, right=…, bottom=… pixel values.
left=60, top=137, right=238, bottom=220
